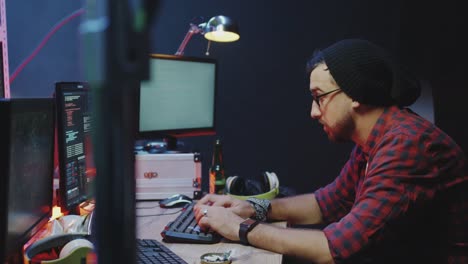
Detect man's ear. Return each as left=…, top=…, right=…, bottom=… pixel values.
left=351, top=100, right=361, bottom=109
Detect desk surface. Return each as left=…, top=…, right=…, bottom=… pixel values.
left=136, top=201, right=283, bottom=264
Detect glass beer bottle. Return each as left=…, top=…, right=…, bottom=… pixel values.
left=209, top=139, right=226, bottom=194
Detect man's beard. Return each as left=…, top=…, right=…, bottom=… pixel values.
left=326, top=110, right=355, bottom=143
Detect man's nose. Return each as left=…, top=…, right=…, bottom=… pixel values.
left=310, top=100, right=321, bottom=119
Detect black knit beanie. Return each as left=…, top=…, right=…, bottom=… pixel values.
left=309, top=39, right=421, bottom=107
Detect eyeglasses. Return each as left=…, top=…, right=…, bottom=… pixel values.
left=312, top=88, right=341, bottom=107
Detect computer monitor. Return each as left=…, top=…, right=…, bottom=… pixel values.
left=54, top=82, right=95, bottom=214
left=0, top=98, right=55, bottom=262
left=137, top=54, right=217, bottom=150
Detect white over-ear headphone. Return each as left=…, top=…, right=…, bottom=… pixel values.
left=24, top=234, right=94, bottom=264
left=226, top=171, right=280, bottom=200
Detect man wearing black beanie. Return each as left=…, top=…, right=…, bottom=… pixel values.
left=193, top=39, right=468, bottom=264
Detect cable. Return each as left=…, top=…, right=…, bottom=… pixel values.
left=9, top=8, right=86, bottom=84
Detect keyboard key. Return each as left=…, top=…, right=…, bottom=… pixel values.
left=136, top=238, right=187, bottom=264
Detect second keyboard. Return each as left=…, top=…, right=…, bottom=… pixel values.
left=161, top=203, right=221, bottom=244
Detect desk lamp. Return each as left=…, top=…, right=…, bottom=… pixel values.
left=175, top=15, right=240, bottom=56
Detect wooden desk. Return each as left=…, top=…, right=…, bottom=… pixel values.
left=136, top=201, right=283, bottom=264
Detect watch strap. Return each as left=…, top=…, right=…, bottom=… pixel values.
left=239, top=218, right=260, bottom=245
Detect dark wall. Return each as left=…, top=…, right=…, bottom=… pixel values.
left=7, top=1, right=83, bottom=97
left=396, top=1, right=468, bottom=156
left=7, top=1, right=467, bottom=194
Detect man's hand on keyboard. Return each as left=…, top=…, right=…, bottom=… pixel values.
left=194, top=204, right=244, bottom=242
left=194, top=194, right=255, bottom=219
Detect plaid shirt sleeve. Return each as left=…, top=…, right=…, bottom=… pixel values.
left=314, top=146, right=364, bottom=223
left=318, top=130, right=464, bottom=263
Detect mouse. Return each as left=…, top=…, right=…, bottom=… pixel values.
left=159, top=194, right=193, bottom=208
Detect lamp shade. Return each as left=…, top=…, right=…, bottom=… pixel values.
left=203, top=15, right=240, bottom=42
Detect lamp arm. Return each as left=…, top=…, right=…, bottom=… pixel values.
left=175, top=23, right=203, bottom=56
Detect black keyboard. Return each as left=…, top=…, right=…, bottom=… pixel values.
left=161, top=203, right=221, bottom=244
left=136, top=238, right=187, bottom=264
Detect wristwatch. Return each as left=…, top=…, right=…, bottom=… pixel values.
left=246, top=197, right=271, bottom=221
left=239, top=218, right=260, bottom=245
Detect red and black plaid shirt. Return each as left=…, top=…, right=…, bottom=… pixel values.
left=315, top=106, right=468, bottom=264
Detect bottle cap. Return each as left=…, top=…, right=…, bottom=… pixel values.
left=200, top=252, right=232, bottom=264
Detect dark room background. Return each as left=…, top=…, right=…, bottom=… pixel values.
left=6, top=0, right=468, bottom=194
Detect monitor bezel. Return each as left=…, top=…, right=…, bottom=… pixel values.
left=136, top=54, right=218, bottom=140
left=0, top=98, right=54, bottom=260
left=54, top=82, right=92, bottom=212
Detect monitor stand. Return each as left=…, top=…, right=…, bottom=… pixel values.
left=138, top=137, right=184, bottom=154
left=163, top=136, right=183, bottom=153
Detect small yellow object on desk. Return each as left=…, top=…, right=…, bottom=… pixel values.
left=50, top=205, right=64, bottom=220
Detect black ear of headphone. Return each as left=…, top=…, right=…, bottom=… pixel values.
left=225, top=171, right=279, bottom=200
left=24, top=233, right=94, bottom=264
